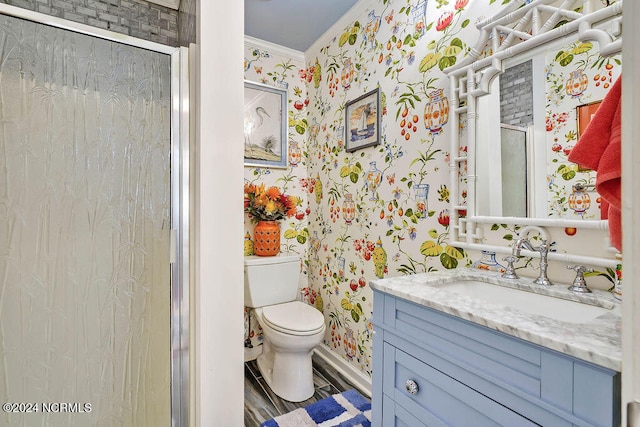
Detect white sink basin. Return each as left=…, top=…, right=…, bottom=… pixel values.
left=437, top=280, right=612, bottom=323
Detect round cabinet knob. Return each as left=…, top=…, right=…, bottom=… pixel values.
left=405, top=379, right=419, bottom=395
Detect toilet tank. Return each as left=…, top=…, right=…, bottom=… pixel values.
left=244, top=254, right=300, bottom=308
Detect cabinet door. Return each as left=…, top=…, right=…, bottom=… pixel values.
left=384, top=343, right=539, bottom=427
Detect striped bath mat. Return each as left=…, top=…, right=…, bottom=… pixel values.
left=261, top=389, right=371, bottom=427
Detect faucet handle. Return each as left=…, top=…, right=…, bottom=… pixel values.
left=567, top=264, right=594, bottom=274
left=501, top=256, right=519, bottom=279
left=566, top=265, right=593, bottom=293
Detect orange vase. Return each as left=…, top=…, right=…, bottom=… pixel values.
left=253, top=221, right=281, bottom=256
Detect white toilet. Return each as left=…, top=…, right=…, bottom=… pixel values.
left=244, top=254, right=326, bottom=402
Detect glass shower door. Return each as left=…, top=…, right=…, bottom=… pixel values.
left=0, top=12, right=173, bottom=427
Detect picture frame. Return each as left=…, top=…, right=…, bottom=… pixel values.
left=345, top=88, right=381, bottom=153
left=576, top=100, right=602, bottom=140
left=244, top=81, right=288, bottom=168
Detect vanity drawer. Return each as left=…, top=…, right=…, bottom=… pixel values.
left=383, top=295, right=543, bottom=398
left=383, top=342, right=538, bottom=427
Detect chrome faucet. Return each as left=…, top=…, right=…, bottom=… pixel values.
left=512, top=237, right=554, bottom=286
left=567, top=265, right=593, bottom=293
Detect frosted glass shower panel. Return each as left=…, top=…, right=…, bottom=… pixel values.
left=0, top=14, right=171, bottom=426
left=500, top=125, right=528, bottom=217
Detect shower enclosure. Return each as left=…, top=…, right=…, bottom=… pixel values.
left=0, top=5, right=189, bottom=426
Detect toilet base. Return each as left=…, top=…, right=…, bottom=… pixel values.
left=251, top=305, right=326, bottom=402
left=256, top=340, right=316, bottom=402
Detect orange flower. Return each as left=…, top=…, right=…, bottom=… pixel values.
left=266, top=186, right=281, bottom=199
left=244, top=183, right=255, bottom=193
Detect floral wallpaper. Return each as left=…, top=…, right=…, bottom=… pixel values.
left=545, top=40, right=621, bottom=219
left=243, top=0, right=621, bottom=377
left=300, top=0, right=508, bottom=377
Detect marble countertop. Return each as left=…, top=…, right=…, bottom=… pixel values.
left=371, top=268, right=622, bottom=371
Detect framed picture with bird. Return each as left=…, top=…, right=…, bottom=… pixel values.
left=244, top=81, right=288, bottom=168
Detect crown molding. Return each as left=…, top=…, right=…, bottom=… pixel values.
left=244, top=35, right=305, bottom=63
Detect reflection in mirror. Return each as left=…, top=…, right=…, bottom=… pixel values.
left=475, top=37, right=621, bottom=220
left=500, top=124, right=528, bottom=217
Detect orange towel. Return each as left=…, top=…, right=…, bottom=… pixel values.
left=568, top=75, right=621, bottom=251
left=600, top=198, right=609, bottom=220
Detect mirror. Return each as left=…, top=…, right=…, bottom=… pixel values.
left=476, top=37, right=621, bottom=220
left=443, top=0, right=622, bottom=268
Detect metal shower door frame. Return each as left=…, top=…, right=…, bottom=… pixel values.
left=0, top=4, right=190, bottom=426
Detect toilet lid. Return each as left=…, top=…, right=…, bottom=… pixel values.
left=261, top=301, right=325, bottom=335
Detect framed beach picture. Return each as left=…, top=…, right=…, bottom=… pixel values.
left=345, top=88, right=380, bottom=153
left=244, top=81, right=288, bottom=168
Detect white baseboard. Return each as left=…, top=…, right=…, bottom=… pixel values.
left=313, top=345, right=372, bottom=398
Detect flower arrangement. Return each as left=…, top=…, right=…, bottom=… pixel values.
left=244, top=183, right=299, bottom=222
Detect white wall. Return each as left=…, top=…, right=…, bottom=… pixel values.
left=193, top=0, right=245, bottom=425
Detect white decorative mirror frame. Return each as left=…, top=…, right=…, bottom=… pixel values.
left=444, top=0, right=623, bottom=268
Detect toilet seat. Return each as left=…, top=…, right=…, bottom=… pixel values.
left=261, top=301, right=325, bottom=336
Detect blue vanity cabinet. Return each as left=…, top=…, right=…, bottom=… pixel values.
left=372, top=290, right=621, bottom=427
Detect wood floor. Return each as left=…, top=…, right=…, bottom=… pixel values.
left=244, top=353, right=364, bottom=427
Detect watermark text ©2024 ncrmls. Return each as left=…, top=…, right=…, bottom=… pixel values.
left=2, top=402, right=92, bottom=414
